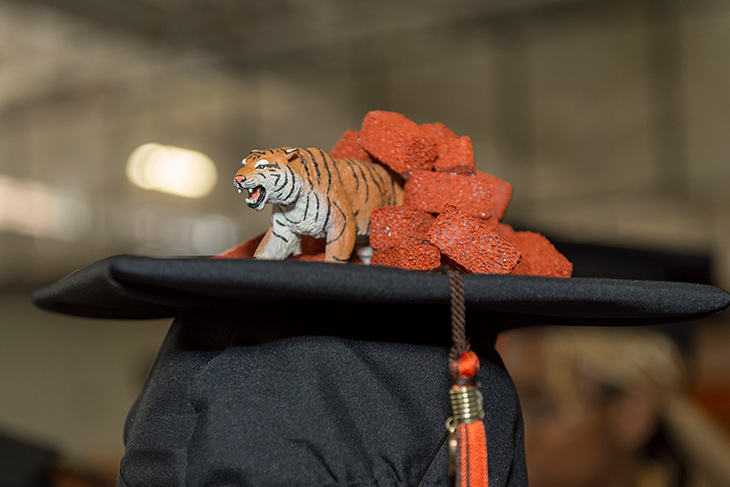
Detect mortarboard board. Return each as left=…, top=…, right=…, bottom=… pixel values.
left=30, top=256, right=730, bottom=487
left=28, top=109, right=730, bottom=487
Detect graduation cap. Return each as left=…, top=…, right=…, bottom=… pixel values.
left=27, top=109, right=730, bottom=487
left=31, top=255, right=730, bottom=487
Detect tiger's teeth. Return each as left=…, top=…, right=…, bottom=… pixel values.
left=237, top=189, right=242, bottom=194
left=247, top=188, right=253, bottom=195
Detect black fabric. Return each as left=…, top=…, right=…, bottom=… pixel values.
left=118, top=315, right=525, bottom=487
left=30, top=254, right=730, bottom=487
left=30, top=256, right=730, bottom=329
left=0, top=433, right=54, bottom=487
left=554, top=242, right=715, bottom=351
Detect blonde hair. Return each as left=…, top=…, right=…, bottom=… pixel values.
left=527, top=327, right=730, bottom=487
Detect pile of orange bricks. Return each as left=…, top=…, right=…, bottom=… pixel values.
left=216, top=110, right=572, bottom=278
left=331, top=111, right=572, bottom=278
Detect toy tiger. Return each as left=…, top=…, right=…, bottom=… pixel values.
left=233, top=147, right=403, bottom=263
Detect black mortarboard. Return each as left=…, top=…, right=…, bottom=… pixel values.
left=552, top=240, right=716, bottom=352
left=31, top=256, right=730, bottom=486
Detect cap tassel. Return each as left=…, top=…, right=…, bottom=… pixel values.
left=448, top=351, right=488, bottom=487
left=446, top=269, right=489, bottom=487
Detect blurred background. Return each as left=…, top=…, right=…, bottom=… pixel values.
left=1, top=0, right=730, bottom=484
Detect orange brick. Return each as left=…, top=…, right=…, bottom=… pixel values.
left=496, top=224, right=572, bottom=278
left=425, top=205, right=519, bottom=274
left=369, top=206, right=435, bottom=249
left=404, top=170, right=513, bottom=220
left=370, top=243, right=442, bottom=271
left=433, top=135, right=475, bottom=175
left=330, top=130, right=376, bottom=163
left=421, top=122, right=475, bottom=174
left=420, top=121, right=459, bottom=140
left=359, top=111, right=438, bottom=176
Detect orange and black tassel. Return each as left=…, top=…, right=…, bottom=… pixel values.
left=445, top=269, right=488, bottom=487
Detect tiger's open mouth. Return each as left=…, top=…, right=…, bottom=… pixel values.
left=245, top=186, right=266, bottom=210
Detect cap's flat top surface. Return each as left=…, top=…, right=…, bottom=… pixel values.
left=30, top=256, right=730, bottom=329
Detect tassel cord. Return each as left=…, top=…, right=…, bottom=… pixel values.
left=445, top=267, right=489, bottom=487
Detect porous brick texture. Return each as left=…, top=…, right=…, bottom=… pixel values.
left=421, top=122, right=476, bottom=175
left=425, top=205, right=520, bottom=275
left=403, top=170, right=513, bottom=220
left=359, top=111, right=438, bottom=176
left=369, top=206, right=435, bottom=249
left=370, top=243, right=441, bottom=271
left=330, top=130, right=376, bottom=163
left=497, top=224, right=573, bottom=278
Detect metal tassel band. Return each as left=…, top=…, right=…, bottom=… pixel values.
left=449, top=385, right=485, bottom=424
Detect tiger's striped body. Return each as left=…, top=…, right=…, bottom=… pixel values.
left=233, top=147, right=403, bottom=263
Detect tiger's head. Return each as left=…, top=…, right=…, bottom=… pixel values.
left=233, top=148, right=301, bottom=211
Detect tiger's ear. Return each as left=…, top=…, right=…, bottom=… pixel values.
left=284, top=148, right=299, bottom=161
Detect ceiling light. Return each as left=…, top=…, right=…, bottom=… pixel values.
left=127, top=143, right=218, bottom=198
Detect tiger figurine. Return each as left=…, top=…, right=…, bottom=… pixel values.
left=233, top=147, right=403, bottom=263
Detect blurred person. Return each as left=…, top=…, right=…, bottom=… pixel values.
left=498, top=327, right=730, bottom=487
